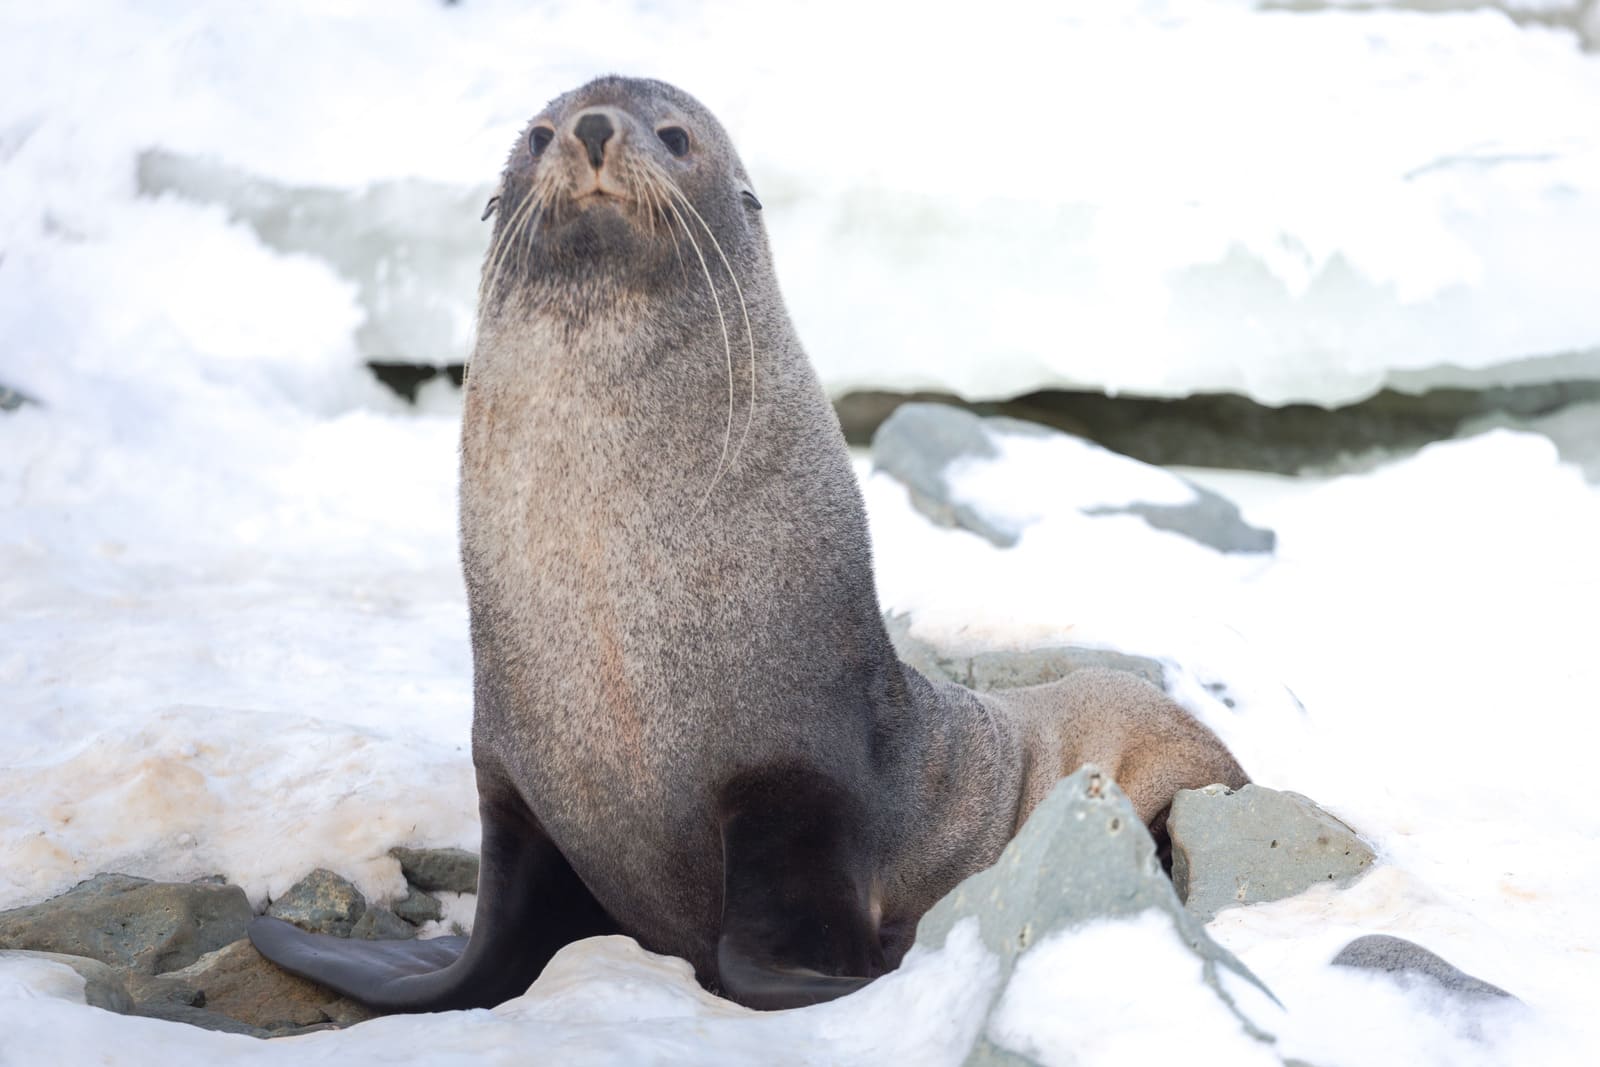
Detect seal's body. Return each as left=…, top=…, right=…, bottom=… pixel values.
left=250, top=76, right=1247, bottom=1012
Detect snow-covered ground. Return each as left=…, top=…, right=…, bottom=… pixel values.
left=4, top=1, right=1600, bottom=1063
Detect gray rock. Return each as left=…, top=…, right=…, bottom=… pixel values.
left=391, top=847, right=479, bottom=895
left=916, top=767, right=1277, bottom=1063
left=133, top=1000, right=271, bottom=1038
left=0, top=950, right=135, bottom=1013
left=1332, top=934, right=1515, bottom=1001
left=0, top=383, right=37, bottom=412
left=350, top=906, right=417, bottom=941
left=0, top=873, right=253, bottom=975
left=1092, top=493, right=1276, bottom=555
left=885, top=610, right=1166, bottom=692
left=124, top=970, right=205, bottom=1010
left=871, top=402, right=1275, bottom=553
left=266, top=869, right=366, bottom=937
left=161, top=938, right=375, bottom=1029
left=390, top=887, right=443, bottom=926
left=1169, top=784, right=1375, bottom=922
left=871, top=401, right=1034, bottom=546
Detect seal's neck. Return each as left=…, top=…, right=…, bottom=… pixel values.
left=467, top=284, right=826, bottom=490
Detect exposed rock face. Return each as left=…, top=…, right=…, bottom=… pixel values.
left=871, top=402, right=1275, bottom=554
left=390, top=847, right=479, bottom=895
left=161, top=938, right=375, bottom=1030
left=1332, top=934, right=1516, bottom=1001
left=0, top=874, right=253, bottom=975
left=0, top=859, right=475, bottom=1038
left=841, top=382, right=1600, bottom=476
left=916, top=767, right=1279, bottom=1064
left=265, top=869, right=366, bottom=937
left=1168, top=784, right=1376, bottom=922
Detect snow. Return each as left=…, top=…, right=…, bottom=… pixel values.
left=943, top=426, right=1200, bottom=542
left=986, top=912, right=1283, bottom=1064
left=5, top=0, right=1600, bottom=1062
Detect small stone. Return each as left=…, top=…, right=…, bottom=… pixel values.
left=391, top=887, right=442, bottom=926
left=0, top=873, right=253, bottom=975
left=319, top=998, right=375, bottom=1026
left=266, top=869, right=366, bottom=937
left=1332, top=934, right=1516, bottom=1001
left=162, top=938, right=375, bottom=1029
left=350, top=906, right=417, bottom=941
left=390, top=847, right=479, bottom=895
left=0, top=950, right=135, bottom=1013
left=1168, top=784, right=1375, bottom=922
left=0, top=383, right=37, bottom=412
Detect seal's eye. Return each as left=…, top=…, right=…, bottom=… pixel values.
left=657, top=126, right=690, bottom=158
left=741, top=190, right=762, bottom=211
left=529, top=126, right=554, bottom=156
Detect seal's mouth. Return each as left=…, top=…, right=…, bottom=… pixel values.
left=570, top=188, right=629, bottom=207
left=568, top=171, right=635, bottom=205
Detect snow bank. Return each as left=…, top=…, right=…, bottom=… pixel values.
left=5, top=1, right=1600, bottom=410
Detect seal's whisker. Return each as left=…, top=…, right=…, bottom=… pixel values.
left=653, top=169, right=757, bottom=496
left=484, top=183, right=542, bottom=312
left=657, top=189, right=735, bottom=510
left=627, top=160, right=662, bottom=241
left=515, top=183, right=549, bottom=283
left=636, top=164, right=692, bottom=287
left=479, top=189, right=525, bottom=306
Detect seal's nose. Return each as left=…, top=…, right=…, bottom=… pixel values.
left=573, top=113, right=615, bottom=170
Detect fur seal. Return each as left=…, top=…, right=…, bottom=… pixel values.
left=249, top=75, right=1248, bottom=1012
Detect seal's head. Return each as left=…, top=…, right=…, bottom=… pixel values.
left=481, top=76, right=767, bottom=309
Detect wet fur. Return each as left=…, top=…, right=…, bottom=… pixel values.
left=250, top=75, right=1247, bottom=1012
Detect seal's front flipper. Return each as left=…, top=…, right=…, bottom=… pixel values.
left=715, top=766, right=882, bottom=1010
left=250, top=773, right=617, bottom=1012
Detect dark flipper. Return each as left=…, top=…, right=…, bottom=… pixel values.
left=249, top=773, right=617, bottom=1012
left=715, top=766, right=882, bottom=1010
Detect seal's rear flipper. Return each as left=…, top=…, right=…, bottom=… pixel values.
left=715, top=766, right=882, bottom=1010
left=250, top=774, right=617, bottom=1012
left=249, top=918, right=467, bottom=986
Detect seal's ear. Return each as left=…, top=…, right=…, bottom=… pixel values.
left=741, top=190, right=762, bottom=211
left=481, top=195, right=500, bottom=222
